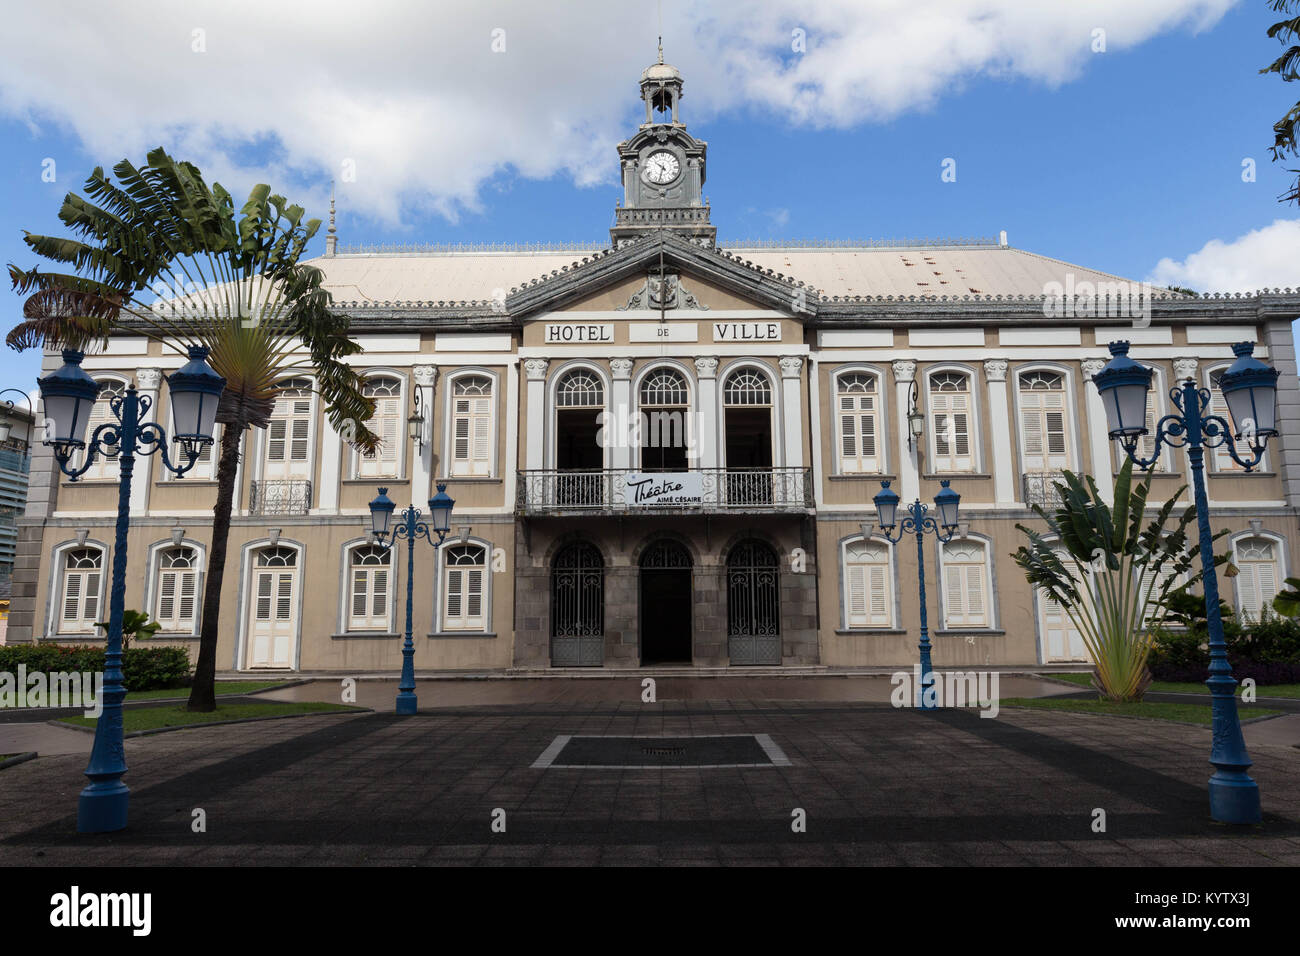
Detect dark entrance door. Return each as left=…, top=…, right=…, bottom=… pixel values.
left=726, top=539, right=781, bottom=665
left=724, top=407, right=774, bottom=506
left=639, top=540, right=693, bottom=664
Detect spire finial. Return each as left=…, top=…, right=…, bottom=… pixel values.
left=325, top=180, right=338, bottom=257
left=658, top=36, right=663, bottom=64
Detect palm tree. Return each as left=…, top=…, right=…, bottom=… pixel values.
left=8, top=148, right=380, bottom=711
left=1012, top=459, right=1211, bottom=701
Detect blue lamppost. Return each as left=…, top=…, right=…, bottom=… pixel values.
left=39, top=346, right=225, bottom=833
left=368, top=484, right=454, bottom=714
left=873, top=479, right=962, bottom=708
left=1093, top=339, right=1278, bottom=825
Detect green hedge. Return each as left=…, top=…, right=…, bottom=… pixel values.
left=0, top=644, right=192, bottom=692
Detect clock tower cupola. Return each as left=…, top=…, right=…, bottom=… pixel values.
left=611, top=42, right=715, bottom=249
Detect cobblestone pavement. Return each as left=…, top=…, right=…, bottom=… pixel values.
left=2, top=702, right=1298, bottom=866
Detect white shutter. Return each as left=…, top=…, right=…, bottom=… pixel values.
left=451, top=394, right=494, bottom=477
left=255, top=573, right=273, bottom=620
left=1020, top=388, right=1069, bottom=470
left=158, top=572, right=176, bottom=622
left=443, top=552, right=487, bottom=630
left=868, top=565, right=888, bottom=626
left=1209, top=374, right=1251, bottom=472
left=845, top=543, right=891, bottom=628
left=837, top=392, right=877, bottom=473
left=267, top=420, right=286, bottom=461
left=359, top=397, right=400, bottom=478
left=276, top=573, right=293, bottom=620
left=931, top=390, right=972, bottom=472
left=62, top=574, right=83, bottom=626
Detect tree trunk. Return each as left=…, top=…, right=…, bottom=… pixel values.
left=186, top=425, right=245, bottom=712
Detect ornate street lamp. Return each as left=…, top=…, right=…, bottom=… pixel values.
left=368, top=483, right=455, bottom=714
left=873, top=478, right=962, bottom=708
left=1093, top=339, right=1277, bottom=825
left=38, top=345, right=224, bottom=833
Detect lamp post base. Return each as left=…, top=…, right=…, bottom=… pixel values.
left=1208, top=772, right=1261, bottom=825
left=77, top=781, right=129, bottom=833
left=395, top=693, right=418, bottom=715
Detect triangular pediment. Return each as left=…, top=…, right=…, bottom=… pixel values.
left=505, top=233, right=819, bottom=320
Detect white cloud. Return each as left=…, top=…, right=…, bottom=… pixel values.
left=0, top=0, right=1237, bottom=227
left=1146, top=219, right=1300, bottom=293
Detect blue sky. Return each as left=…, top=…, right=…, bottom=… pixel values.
left=1, top=0, right=1297, bottom=393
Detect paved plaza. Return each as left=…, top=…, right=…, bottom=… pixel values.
left=2, top=677, right=1299, bottom=866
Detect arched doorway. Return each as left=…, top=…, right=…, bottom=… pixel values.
left=726, top=539, right=781, bottom=665
left=551, top=542, right=605, bottom=666
left=639, top=540, right=693, bottom=664
left=245, top=545, right=300, bottom=669
left=723, top=368, right=774, bottom=505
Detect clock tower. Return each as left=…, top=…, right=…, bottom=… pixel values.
left=610, top=43, right=716, bottom=249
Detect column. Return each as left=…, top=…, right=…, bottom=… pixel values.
left=983, top=359, right=1016, bottom=506
left=610, top=358, right=633, bottom=471
left=524, top=359, right=548, bottom=471
left=317, top=400, right=343, bottom=514
left=133, top=368, right=160, bottom=514
left=892, top=360, right=919, bottom=502
left=1080, top=357, right=1115, bottom=504
left=694, top=357, right=718, bottom=469
left=412, top=365, right=438, bottom=504
left=779, top=356, right=804, bottom=469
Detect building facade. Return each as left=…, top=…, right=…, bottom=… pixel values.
left=9, top=56, right=1300, bottom=671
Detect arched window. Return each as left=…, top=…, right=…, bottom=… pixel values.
left=551, top=542, right=604, bottom=666
left=77, top=380, right=127, bottom=480
left=443, top=544, right=487, bottom=631
left=450, top=375, right=494, bottom=477
left=356, top=376, right=402, bottom=479
left=941, top=539, right=990, bottom=629
left=348, top=544, right=392, bottom=631
left=724, top=369, right=772, bottom=406
left=59, top=547, right=104, bottom=633
left=639, top=368, right=689, bottom=470
left=556, top=370, right=604, bottom=407
left=843, top=538, right=891, bottom=628
left=265, top=377, right=314, bottom=478
left=1017, top=369, right=1070, bottom=471
left=1115, top=367, right=1166, bottom=472
left=155, top=547, right=200, bottom=632
left=1234, top=536, right=1282, bottom=624
left=928, top=371, right=973, bottom=473
left=836, top=371, right=879, bottom=473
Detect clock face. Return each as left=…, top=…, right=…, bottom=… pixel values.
left=642, top=151, right=681, bottom=185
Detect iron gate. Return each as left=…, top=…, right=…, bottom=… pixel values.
left=551, top=542, right=605, bottom=666
left=726, top=539, right=781, bottom=665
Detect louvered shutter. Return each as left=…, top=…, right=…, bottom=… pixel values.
left=868, top=565, right=889, bottom=625
left=846, top=564, right=867, bottom=627
left=359, top=396, right=400, bottom=477
left=452, top=395, right=494, bottom=476
left=255, top=573, right=273, bottom=620
left=838, top=392, right=877, bottom=473
left=276, top=574, right=293, bottom=620
left=932, top=391, right=972, bottom=472
left=62, top=574, right=83, bottom=626
left=158, top=572, right=176, bottom=622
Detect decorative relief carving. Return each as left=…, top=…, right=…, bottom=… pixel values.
left=610, top=358, right=634, bottom=380
left=779, top=356, right=803, bottom=378
left=135, top=368, right=162, bottom=390
left=1080, top=358, right=1107, bottom=378
left=891, top=360, right=916, bottom=384
left=1173, top=358, right=1199, bottom=382
left=618, top=272, right=709, bottom=311
left=694, top=356, right=719, bottom=379
left=983, top=358, right=1008, bottom=383
left=524, top=359, right=549, bottom=381
left=412, top=365, right=438, bottom=387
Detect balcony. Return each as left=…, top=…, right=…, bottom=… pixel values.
left=517, top=468, right=813, bottom=515
left=249, top=479, right=312, bottom=516
left=1022, top=472, right=1068, bottom=510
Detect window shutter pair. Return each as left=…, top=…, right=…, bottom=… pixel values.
left=838, top=392, right=877, bottom=472
left=452, top=396, right=493, bottom=476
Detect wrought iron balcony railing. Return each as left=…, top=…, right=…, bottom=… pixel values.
left=249, top=479, right=312, bottom=516
left=517, top=467, right=813, bottom=514
left=1022, top=471, right=1068, bottom=510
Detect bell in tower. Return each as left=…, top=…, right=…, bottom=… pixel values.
left=612, top=42, right=716, bottom=249
left=640, top=40, right=683, bottom=126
